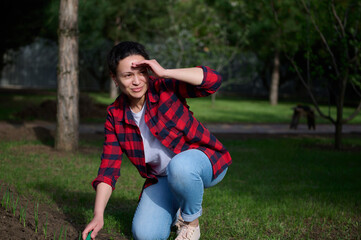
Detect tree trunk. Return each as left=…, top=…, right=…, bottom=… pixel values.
left=55, top=0, right=79, bottom=151
left=334, top=121, right=342, bottom=150
left=334, top=74, right=347, bottom=150
left=269, top=51, right=280, bottom=106
left=211, top=93, right=217, bottom=108
left=110, top=18, right=121, bottom=99
left=109, top=78, right=119, bottom=99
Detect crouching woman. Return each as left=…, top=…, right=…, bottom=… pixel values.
left=82, top=41, right=232, bottom=240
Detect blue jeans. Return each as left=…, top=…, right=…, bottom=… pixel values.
left=132, top=149, right=228, bottom=240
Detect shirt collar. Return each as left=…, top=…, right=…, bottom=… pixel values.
left=114, top=94, right=136, bottom=125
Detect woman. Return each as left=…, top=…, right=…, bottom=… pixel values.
left=82, top=41, right=232, bottom=240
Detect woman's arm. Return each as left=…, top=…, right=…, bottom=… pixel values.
left=82, top=183, right=112, bottom=239
left=132, top=59, right=204, bottom=86
left=133, top=59, right=222, bottom=98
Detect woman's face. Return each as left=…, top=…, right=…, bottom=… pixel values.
left=112, top=54, right=149, bottom=103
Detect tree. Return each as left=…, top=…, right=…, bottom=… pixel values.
left=55, top=0, right=79, bottom=151
left=149, top=0, right=248, bottom=106
left=251, top=0, right=304, bottom=105
left=288, top=0, right=361, bottom=149
left=45, top=0, right=117, bottom=97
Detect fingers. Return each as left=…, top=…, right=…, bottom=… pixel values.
left=82, top=219, right=103, bottom=240
left=131, top=60, right=154, bottom=74
left=82, top=223, right=96, bottom=240
left=131, top=60, right=150, bottom=68
left=131, top=59, right=158, bottom=69
left=132, top=59, right=166, bottom=78
left=82, top=227, right=93, bottom=240
left=91, top=223, right=103, bottom=238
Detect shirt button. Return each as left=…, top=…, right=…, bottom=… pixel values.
left=155, top=132, right=159, bottom=135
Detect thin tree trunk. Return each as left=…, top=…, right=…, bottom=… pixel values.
left=334, top=74, right=348, bottom=149
left=270, top=51, right=280, bottom=106
left=334, top=121, right=342, bottom=150
left=56, top=0, right=79, bottom=151
left=110, top=18, right=121, bottom=99
left=211, top=93, right=217, bottom=108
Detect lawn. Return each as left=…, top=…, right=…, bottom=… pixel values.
left=90, top=92, right=361, bottom=124
left=0, top=135, right=360, bottom=239
left=1, top=90, right=361, bottom=124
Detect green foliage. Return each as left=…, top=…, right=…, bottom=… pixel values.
left=286, top=0, right=361, bottom=132
left=43, top=213, right=48, bottom=239
left=19, top=201, right=28, bottom=228
left=12, top=195, right=18, bottom=216
left=3, top=1, right=360, bottom=124
left=1, top=188, right=10, bottom=211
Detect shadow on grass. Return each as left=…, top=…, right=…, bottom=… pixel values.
left=33, top=126, right=54, bottom=146
left=35, top=181, right=138, bottom=238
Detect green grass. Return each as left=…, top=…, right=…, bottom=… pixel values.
left=187, top=96, right=361, bottom=124
left=88, top=93, right=361, bottom=124
left=0, top=136, right=360, bottom=239
left=1, top=91, right=360, bottom=124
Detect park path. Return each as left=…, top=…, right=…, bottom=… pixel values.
left=16, top=121, right=361, bottom=135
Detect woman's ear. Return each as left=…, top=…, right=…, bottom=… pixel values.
left=110, top=72, right=118, bottom=87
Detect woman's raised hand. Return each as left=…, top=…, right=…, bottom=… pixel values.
left=131, top=59, right=168, bottom=78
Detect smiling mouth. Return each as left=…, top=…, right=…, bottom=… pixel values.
left=131, top=87, right=143, bottom=92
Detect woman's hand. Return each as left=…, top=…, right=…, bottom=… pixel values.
left=132, top=59, right=168, bottom=78
left=82, top=215, right=104, bottom=240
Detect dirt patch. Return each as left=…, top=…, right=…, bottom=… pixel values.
left=0, top=182, right=125, bottom=240
left=0, top=122, right=52, bottom=142
left=14, top=94, right=108, bottom=122
left=0, top=181, right=79, bottom=239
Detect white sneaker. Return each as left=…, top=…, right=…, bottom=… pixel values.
left=175, top=225, right=200, bottom=240
left=175, top=218, right=187, bottom=235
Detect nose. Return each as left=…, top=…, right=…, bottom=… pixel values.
left=132, top=74, right=140, bottom=85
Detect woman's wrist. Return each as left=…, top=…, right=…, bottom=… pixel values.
left=93, top=211, right=104, bottom=218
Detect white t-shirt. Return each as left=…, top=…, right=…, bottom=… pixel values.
left=131, top=102, right=175, bottom=176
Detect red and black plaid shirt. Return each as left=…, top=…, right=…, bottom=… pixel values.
left=92, top=66, right=232, bottom=191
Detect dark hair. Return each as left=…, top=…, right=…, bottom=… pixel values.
left=107, top=41, right=150, bottom=75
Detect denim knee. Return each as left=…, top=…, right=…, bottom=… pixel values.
left=167, top=150, right=202, bottom=181
left=132, top=222, right=170, bottom=240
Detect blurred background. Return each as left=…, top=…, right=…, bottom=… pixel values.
left=1, top=0, right=359, bottom=103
